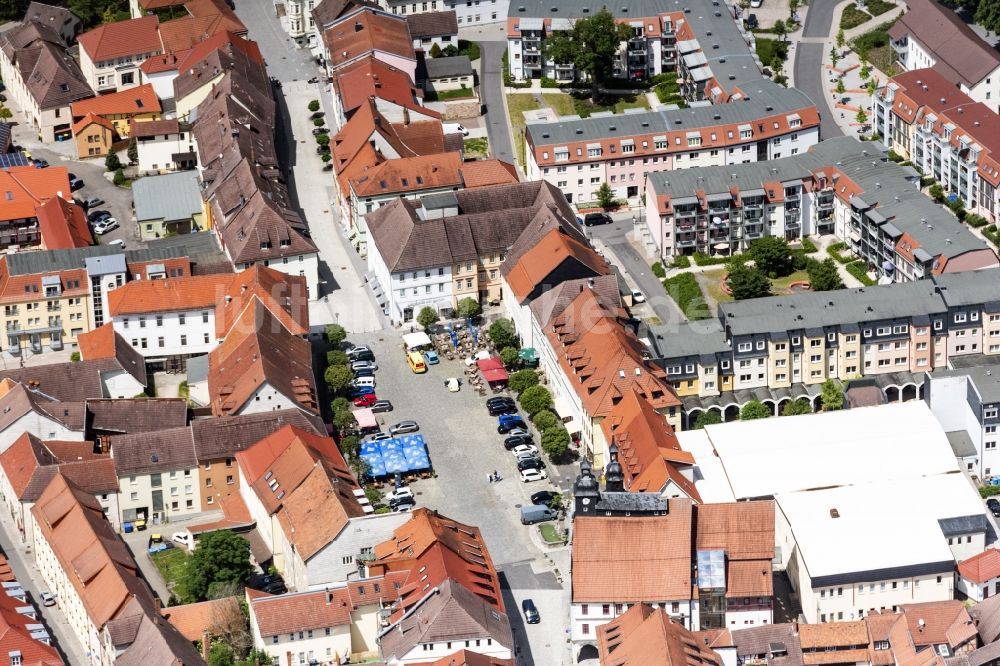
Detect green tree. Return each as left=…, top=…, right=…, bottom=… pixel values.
left=770, top=56, right=784, bottom=77
left=238, top=650, right=274, bottom=666
left=70, top=351, right=81, bottom=362
left=789, top=0, right=799, bottom=18
left=429, top=42, right=442, bottom=58
left=782, top=398, right=813, bottom=416
left=339, top=434, right=359, bottom=460
left=829, top=47, right=841, bottom=69
left=208, top=641, right=235, bottom=666
left=179, top=531, right=252, bottom=603
left=540, top=426, right=570, bottom=460
left=0, top=107, right=11, bottom=120
left=324, top=365, right=353, bottom=393
left=308, top=99, right=320, bottom=112
left=835, top=77, right=846, bottom=95
left=836, top=28, right=846, bottom=50
left=596, top=182, right=615, bottom=209
left=333, top=409, right=356, bottom=434
left=532, top=409, right=561, bottom=432
left=325, top=324, right=347, bottom=346
left=693, top=410, right=722, bottom=429
left=455, top=297, right=482, bottom=319
left=975, top=0, right=1000, bottom=35
left=327, top=350, right=348, bottom=367
left=748, top=236, right=793, bottom=277
left=929, top=183, right=946, bottom=202
left=113, top=168, right=126, bottom=186
left=519, top=385, right=553, bottom=416
left=105, top=151, right=122, bottom=171
left=316, top=133, right=331, bottom=146
left=807, top=258, right=845, bottom=291
left=740, top=400, right=772, bottom=420
left=417, top=306, right=439, bottom=330
left=321, top=153, right=332, bottom=164
left=508, top=369, right=539, bottom=394
left=866, top=78, right=878, bottom=96
left=773, top=18, right=787, bottom=42
left=488, top=319, right=517, bottom=349
left=349, top=454, right=370, bottom=482
left=127, top=139, right=138, bottom=164
left=856, top=108, right=868, bottom=125
left=859, top=59, right=870, bottom=80
left=820, top=379, right=844, bottom=411
left=728, top=264, right=772, bottom=300
left=331, top=397, right=350, bottom=414
left=543, top=8, right=631, bottom=99
left=442, top=44, right=459, bottom=57
left=500, top=346, right=520, bottom=368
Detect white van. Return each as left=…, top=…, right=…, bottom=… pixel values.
left=352, top=376, right=376, bottom=388
left=172, top=531, right=194, bottom=549
left=444, top=123, right=469, bottom=136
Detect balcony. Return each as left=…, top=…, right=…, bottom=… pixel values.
left=46, top=303, right=60, bottom=312
left=676, top=209, right=697, bottom=219
left=523, top=40, right=540, bottom=54
left=676, top=235, right=697, bottom=247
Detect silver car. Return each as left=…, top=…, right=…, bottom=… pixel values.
left=389, top=420, right=419, bottom=435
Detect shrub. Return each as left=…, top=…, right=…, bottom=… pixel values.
left=429, top=42, right=442, bottom=58
left=113, top=169, right=126, bottom=186
left=807, top=257, right=845, bottom=291
left=740, top=400, right=771, bottom=420
left=519, top=385, right=553, bottom=416
left=692, top=252, right=729, bottom=267
left=846, top=260, right=876, bottom=286
left=820, top=378, right=844, bottom=411
left=967, top=214, right=989, bottom=228
left=887, top=150, right=903, bottom=163
left=755, top=38, right=788, bottom=67
left=105, top=152, right=122, bottom=171
left=671, top=255, right=691, bottom=269
left=800, top=237, right=818, bottom=253
left=308, top=100, right=320, bottom=112
left=840, top=5, right=872, bottom=29
left=728, top=264, right=772, bottom=300
left=532, top=410, right=561, bottom=432
left=865, top=0, right=895, bottom=16
left=458, top=39, right=480, bottom=61
left=928, top=183, right=945, bottom=202
left=663, top=273, right=710, bottom=320
left=540, top=77, right=560, bottom=88
left=651, top=262, right=666, bottom=278
left=981, top=485, right=1000, bottom=498
left=693, top=411, right=722, bottom=429
left=782, top=398, right=813, bottom=416
left=827, top=241, right=852, bottom=264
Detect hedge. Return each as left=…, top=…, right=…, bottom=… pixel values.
left=671, top=255, right=691, bottom=269
left=651, top=262, right=666, bottom=278
left=827, top=242, right=852, bottom=264
left=799, top=237, right=818, bottom=253
left=981, top=485, right=1000, bottom=498
left=692, top=252, right=730, bottom=267
left=985, top=225, right=1000, bottom=247
left=967, top=214, right=989, bottom=229
left=846, top=260, right=876, bottom=286
left=663, top=273, right=710, bottom=320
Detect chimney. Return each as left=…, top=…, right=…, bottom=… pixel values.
left=919, top=619, right=926, bottom=632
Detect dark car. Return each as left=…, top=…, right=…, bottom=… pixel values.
left=498, top=414, right=526, bottom=434
left=988, top=498, right=1000, bottom=517
left=249, top=574, right=286, bottom=594
left=583, top=212, right=611, bottom=226
left=517, top=457, right=544, bottom=472
left=521, top=599, right=540, bottom=624
left=312, top=127, right=329, bottom=136
left=33, top=159, right=49, bottom=168
left=531, top=490, right=558, bottom=506
left=88, top=210, right=111, bottom=223
left=504, top=434, right=533, bottom=450
left=352, top=367, right=375, bottom=378
left=371, top=399, right=393, bottom=413
left=316, top=144, right=331, bottom=154
left=747, top=13, right=759, bottom=29
left=310, top=111, right=326, bottom=120
left=489, top=401, right=518, bottom=416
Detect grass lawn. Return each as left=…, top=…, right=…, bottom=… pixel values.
left=433, top=87, right=476, bottom=101
left=506, top=94, right=542, bottom=168
left=771, top=269, right=811, bottom=292
left=840, top=5, right=872, bottom=29
left=573, top=94, right=650, bottom=117
left=464, top=137, right=489, bottom=159
left=151, top=548, right=188, bottom=591
left=865, top=0, right=895, bottom=16
left=702, top=269, right=733, bottom=304
left=541, top=93, right=576, bottom=117
left=538, top=523, right=564, bottom=544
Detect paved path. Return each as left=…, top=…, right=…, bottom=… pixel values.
left=478, top=40, right=516, bottom=167
left=232, top=0, right=315, bottom=82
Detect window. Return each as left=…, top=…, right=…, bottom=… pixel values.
left=737, top=342, right=752, bottom=352
left=582, top=624, right=590, bottom=635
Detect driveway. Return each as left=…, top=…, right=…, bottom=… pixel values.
left=344, top=330, right=572, bottom=666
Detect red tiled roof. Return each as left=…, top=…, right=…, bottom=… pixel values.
left=350, top=151, right=462, bottom=197
left=174, top=30, right=261, bottom=74
left=958, top=548, right=1000, bottom=584
left=71, top=112, right=113, bottom=135
left=598, top=603, right=721, bottom=666
left=323, top=9, right=415, bottom=69
left=161, top=597, right=240, bottom=642
left=77, top=15, right=161, bottom=62
left=334, top=55, right=426, bottom=117
left=460, top=159, right=518, bottom=189
left=0, top=166, right=72, bottom=222
left=505, top=227, right=608, bottom=302
left=71, top=84, right=161, bottom=119
left=76, top=324, right=117, bottom=360
left=36, top=196, right=92, bottom=250
left=139, top=52, right=180, bottom=74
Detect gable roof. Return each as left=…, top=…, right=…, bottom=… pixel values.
left=30, top=474, right=156, bottom=631
left=236, top=425, right=363, bottom=559
left=958, top=548, right=1000, bottom=584
left=0, top=24, right=93, bottom=110
left=428, top=652, right=514, bottom=666
left=77, top=15, right=161, bottom=62
left=87, top=398, right=188, bottom=435
left=334, top=55, right=425, bottom=117
left=405, top=10, right=457, bottom=38
left=0, top=433, right=116, bottom=501
left=695, top=501, right=774, bottom=598
left=36, top=195, right=92, bottom=250
left=572, top=507, right=694, bottom=602
left=377, top=578, right=512, bottom=662
left=0, top=165, right=72, bottom=222
left=312, top=0, right=379, bottom=29
left=900, top=601, right=978, bottom=649
left=350, top=151, right=462, bottom=197
left=322, top=8, right=415, bottom=69
left=598, top=603, right=722, bottom=666
left=504, top=227, right=608, bottom=303
left=160, top=596, right=240, bottom=642
left=459, top=159, right=518, bottom=189
left=71, top=84, right=161, bottom=119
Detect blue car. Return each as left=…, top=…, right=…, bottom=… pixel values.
left=348, top=386, right=375, bottom=398
left=424, top=350, right=440, bottom=365
left=498, top=414, right=526, bottom=434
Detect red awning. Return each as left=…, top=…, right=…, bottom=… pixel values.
left=476, top=357, right=504, bottom=372
left=482, top=368, right=509, bottom=383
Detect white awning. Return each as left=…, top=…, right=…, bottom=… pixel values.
left=553, top=395, right=581, bottom=436
left=403, top=331, right=432, bottom=350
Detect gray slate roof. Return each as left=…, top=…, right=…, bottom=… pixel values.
left=132, top=171, right=204, bottom=223
left=424, top=55, right=471, bottom=79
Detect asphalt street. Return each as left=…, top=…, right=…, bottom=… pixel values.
left=794, top=0, right=844, bottom=139
left=478, top=40, right=516, bottom=166
left=802, top=0, right=838, bottom=37
left=232, top=0, right=316, bottom=81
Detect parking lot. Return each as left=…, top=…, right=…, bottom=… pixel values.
left=347, top=330, right=572, bottom=666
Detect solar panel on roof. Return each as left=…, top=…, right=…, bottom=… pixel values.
left=0, top=152, right=31, bottom=169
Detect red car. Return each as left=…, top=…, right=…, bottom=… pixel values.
left=353, top=394, right=378, bottom=407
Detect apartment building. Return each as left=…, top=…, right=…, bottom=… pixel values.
left=310, top=0, right=378, bottom=64
left=872, top=68, right=1000, bottom=224
left=383, top=0, right=502, bottom=26
left=321, top=7, right=416, bottom=79
left=283, top=0, right=319, bottom=46
left=0, top=19, right=93, bottom=143
left=0, top=259, right=91, bottom=356
left=645, top=137, right=998, bottom=274
left=569, top=458, right=774, bottom=659
left=652, top=270, right=1000, bottom=425
left=887, top=0, right=1000, bottom=111
left=525, top=94, right=818, bottom=206
left=366, top=181, right=569, bottom=323
left=132, top=119, right=196, bottom=174
left=77, top=15, right=162, bottom=93
left=924, top=362, right=1000, bottom=481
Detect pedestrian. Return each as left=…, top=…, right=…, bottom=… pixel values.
left=487, top=472, right=493, bottom=484
left=493, top=469, right=499, bottom=482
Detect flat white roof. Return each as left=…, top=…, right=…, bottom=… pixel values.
left=678, top=402, right=958, bottom=501
left=776, top=472, right=985, bottom=580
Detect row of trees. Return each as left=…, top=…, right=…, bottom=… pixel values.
left=415, top=299, right=483, bottom=330
left=690, top=378, right=845, bottom=428
left=320, top=324, right=372, bottom=480
left=508, top=369, right=571, bottom=461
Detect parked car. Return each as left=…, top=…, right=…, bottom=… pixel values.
left=389, top=420, right=420, bottom=435
left=423, top=350, right=439, bottom=365
left=348, top=386, right=375, bottom=398
left=312, top=127, right=329, bottom=135
left=520, top=505, right=556, bottom=525
left=988, top=498, right=1000, bottom=517
left=88, top=209, right=111, bottom=223
left=583, top=212, right=612, bottom=226
left=517, top=457, right=544, bottom=472
left=347, top=346, right=374, bottom=359
left=631, top=289, right=646, bottom=303
left=33, top=159, right=49, bottom=168
left=353, top=394, right=378, bottom=407
left=487, top=396, right=515, bottom=407
left=444, top=122, right=469, bottom=136
left=749, top=0, right=762, bottom=8
left=351, top=376, right=375, bottom=388
left=521, top=599, right=540, bottom=623
left=505, top=427, right=529, bottom=439
left=488, top=400, right=517, bottom=416
left=84, top=196, right=104, bottom=208
left=352, top=360, right=377, bottom=372
left=349, top=349, right=375, bottom=362
left=353, top=367, right=375, bottom=378
left=445, top=377, right=461, bottom=392
left=497, top=414, right=526, bottom=434
left=531, top=490, right=558, bottom=506
left=511, top=443, right=539, bottom=458
left=69, top=176, right=84, bottom=191
left=107, top=239, right=125, bottom=249
left=248, top=574, right=286, bottom=594
left=93, top=217, right=119, bottom=235
left=363, top=432, right=392, bottom=443
left=392, top=500, right=415, bottom=512
left=371, top=399, right=393, bottom=413
left=746, top=13, right=759, bottom=28
left=386, top=487, right=414, bottom=504
left=520, top=467, right=547, bottom=483
left=39, top=592, right=56, bottom=607
left=504, top=434, right=533, bottom=450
